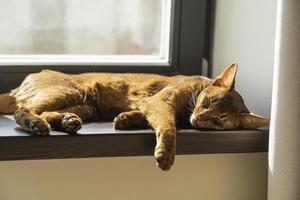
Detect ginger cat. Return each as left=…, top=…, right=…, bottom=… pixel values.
left=0, top=63, right=269, bottom=170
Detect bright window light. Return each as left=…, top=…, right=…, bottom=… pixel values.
left=0, top=0, right=172, bottom=65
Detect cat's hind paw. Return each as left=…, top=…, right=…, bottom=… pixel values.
left=14, top=108, right=51, bottom=136
left=62, top=114, right=82, bottom=133
left=27, top=118, right=51, bottom=136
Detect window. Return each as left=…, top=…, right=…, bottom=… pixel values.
left=0, top=0, right=172, bottom=65
left=0, top=0, right=213, bottom=92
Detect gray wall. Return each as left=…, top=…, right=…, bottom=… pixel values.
left=212, top=0, right=277, bottom=117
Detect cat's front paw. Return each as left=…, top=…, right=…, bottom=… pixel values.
left=113, top=113, right=131, bottom=129
left=154, top=132, right=176, bottom=171
left=113, top=111, right=146, bottom=130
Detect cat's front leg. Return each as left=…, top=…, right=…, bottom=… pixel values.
left=140, top=100, right=176, bottom=170
left=154, top=125, right=176, bottom=170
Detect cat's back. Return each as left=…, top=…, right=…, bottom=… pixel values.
left=73, top=72, right=183, bottom=84
left=73, top=72, right=186, bottom=93
left=13, top=70, right=85, bottom=105
left=16, top=70, right=184, bottom=95
left=17, top=70, right=82, bottom=91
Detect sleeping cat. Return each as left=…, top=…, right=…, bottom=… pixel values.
left=0, top=63, right=269, bottom=170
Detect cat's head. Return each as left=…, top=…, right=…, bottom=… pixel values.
left=190, top=63, right=270, bottom=130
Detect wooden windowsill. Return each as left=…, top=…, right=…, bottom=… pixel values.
left=0, top=115, right=269, bottom=161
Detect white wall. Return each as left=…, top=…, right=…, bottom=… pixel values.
left=268, top=0, right=300, bottom=199
left=213, top=0, right=277, bottom=117
left=0, top=154, right=267, bottom=200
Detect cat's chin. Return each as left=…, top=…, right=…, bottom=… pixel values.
left=190, top=123, right=199, bottom=129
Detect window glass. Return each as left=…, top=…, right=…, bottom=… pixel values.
left=0, top=0, right=172, bottom=64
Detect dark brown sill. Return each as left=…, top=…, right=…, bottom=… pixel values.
left=0, top=115, right=269, bottom=161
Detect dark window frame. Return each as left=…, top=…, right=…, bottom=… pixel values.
left=0, top=0, right=214, bottom=93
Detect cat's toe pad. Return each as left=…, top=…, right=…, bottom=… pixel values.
left=113, top=114, right=131, bottom=129
left=62, top=114, right=82, bottom=133
left=27, top=119, right=51, bottom=136
left=154, top=144, right=175, bottom=171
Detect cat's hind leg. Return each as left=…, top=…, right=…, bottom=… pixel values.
left=40, top=104, right=97, bottom=133
left=113, top=110, right=147, bottom=129
left=40, top=112, right=82, bottom=133
left=14, top=108, right=51, bottom=136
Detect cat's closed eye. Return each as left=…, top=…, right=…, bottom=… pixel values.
left=219, top=113, right=228, bottom=119
left=210, top=98, right=218, bottom=104
left=212, top=117, right=222, bottom=125
left=201, top=98, right=210, bottom=108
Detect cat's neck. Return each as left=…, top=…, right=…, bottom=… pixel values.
left=190, top=76, right=214, bottom=92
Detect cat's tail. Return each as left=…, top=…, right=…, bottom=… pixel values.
left=0, top=92, right=17, bottom=114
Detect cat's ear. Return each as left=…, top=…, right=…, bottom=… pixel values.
left=212, top=63, right=238, bottom=90
left=239, top=113, right=270, bottom=129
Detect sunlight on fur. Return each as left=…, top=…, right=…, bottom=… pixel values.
left=0, top=63, right=269, bottom=170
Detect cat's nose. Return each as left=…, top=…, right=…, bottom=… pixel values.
left=190, top=114, right=198, bottom=128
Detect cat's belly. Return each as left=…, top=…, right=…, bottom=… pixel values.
left=93, top=78, right=165, bottom=119
left=94, top=87, right=139, bottom=119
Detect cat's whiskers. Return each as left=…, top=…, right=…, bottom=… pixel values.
left=187, top=106, right=194, bottom=113
left=191, top=92, right=196, bottom=107
left=187, top=92, right=197, bottom=114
